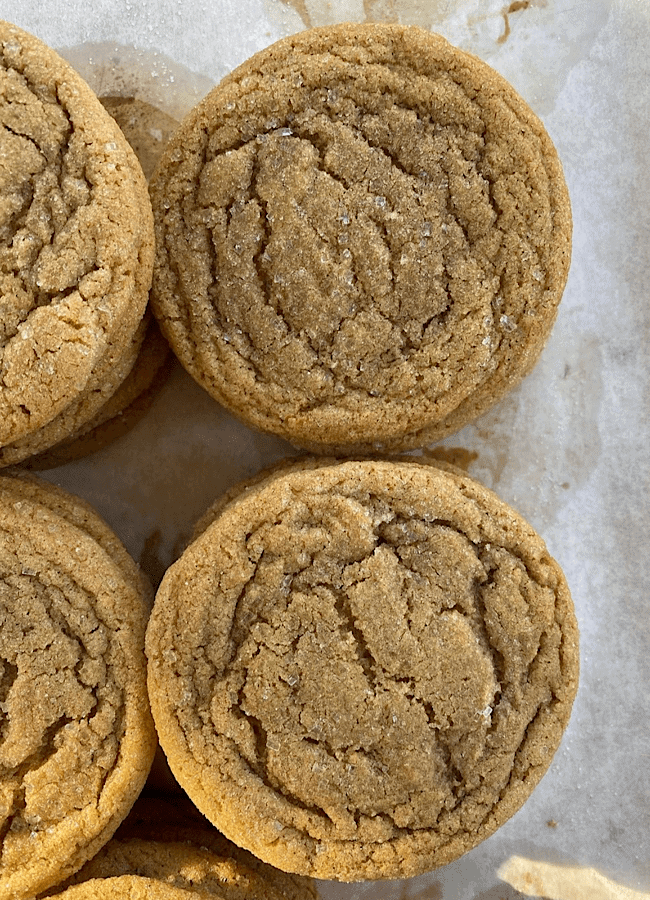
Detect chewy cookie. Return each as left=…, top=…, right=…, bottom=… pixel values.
left=0, top=475, right=156, bottom=900
left=47, top=876, right=206, bottom=899
left=59, top=793, right=317, bottom=900
left=146, top=458, right=579, bottom=880
left=150, top=23, right=572, bottom=453
left=0, top=21, right=154, bottom=454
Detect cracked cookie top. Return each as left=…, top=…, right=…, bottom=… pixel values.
left=145, top=459, right=579, bottom=880
left=0, top=475, right=156, bottom=900
left=0, top=21, right=154, bottom=448
left=149, top=23, right=571, bottom=453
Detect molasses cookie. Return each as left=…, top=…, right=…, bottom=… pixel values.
left=146, top=458, right=579, bottom=880
left=0, top=475, right=156, bottom=900
left=103, top=793, right=318, bottom=900
left=149, top=23, right=572, bottom=453
left=0, top=21, right=154, bottom=450
left=0, top=314, right=149, bottom=468
left=61, top=795, right=317, bottom=899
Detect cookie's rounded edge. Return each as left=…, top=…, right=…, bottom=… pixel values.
left=0, top=20, right=154, bottom=446
left=47, top=874, right=196, bottom=899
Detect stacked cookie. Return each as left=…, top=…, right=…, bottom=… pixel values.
left=0, top=21, right=169, bottom=469
left=0, top=475, right=156, bottom=900
left=149, top=23, right=572, bottom=454
left=48, top=793, right=318, bottom=899
left=146, top=456, right=579, bottom=880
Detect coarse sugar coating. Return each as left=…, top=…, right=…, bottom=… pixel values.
left=145, top=458, right=579, bottom=880
left=149, top=23, right=572, bottom=453
left=0, top=314, right=149, bottom=468
left=0, top=475, right=156, bottom=900
left=0, top=20, right=154, bottom=448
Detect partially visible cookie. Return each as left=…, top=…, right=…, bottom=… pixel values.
left=0, top=21, right=154, bottom=449
left=146, top=458, right=579, bottom=881
left=99, top=96, right=179, bottom=181
left=46, top=875, right=200, bottom=899
left=98, top=793, right=319, bottom=900
left=0, top=314, right=149, bottom=468
left=150, top=23, right=571, bottom=454
left=0, top=474, right=156, bottom=900
left=68, top=840, right=317, bottom=900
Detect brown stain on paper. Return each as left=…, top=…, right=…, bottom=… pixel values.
left=421, top=445, right=479, bottom=472
left=498, top=0, right=548, bottom=44
left=283, top=0, right=313, bottom=27
left=271, top=0, right=454, bottom=31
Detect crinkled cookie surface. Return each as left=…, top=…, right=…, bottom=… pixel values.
left=0, top=476, right=156, bottom=900
left=146, top=459, right=579, bottom=880
left=0, top=21, right=153, bottom=447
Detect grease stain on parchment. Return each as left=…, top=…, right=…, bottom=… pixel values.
left=497, top=0, right=548, bottom=45
left=263, top=0, right=609, bottom=117
left=265, top=0, right=458, bottom=33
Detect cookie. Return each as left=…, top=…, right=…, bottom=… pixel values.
left=0, top=474, right=156, bottom=900
left=51, top=793, right=318, bottom=899
left=99, top=793, right=319, bottom=900
left=146, top=458, right=579, bottom=881
left=47, top=876, right=203, bottom=899
left=0, top=21, right=154, bottom=449
left=14, top=97, right=180, bottom=468
left=149, top=23, right=571, bottom=454
left=99, top=96, right=179, bottom=181
left=0, top=314, right=149, bottom=468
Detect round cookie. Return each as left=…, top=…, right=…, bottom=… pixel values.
left=0, top=474, right=157, bottom=900
left=67, top=834, right=317, bottom=900
left=149, top=23, right=572, bottom=454
left=0, top=21, right=154, bottom=449
left=146, top=458, right=579, bottom=880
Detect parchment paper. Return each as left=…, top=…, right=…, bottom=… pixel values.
left=2, top=0, right=649, bottom=897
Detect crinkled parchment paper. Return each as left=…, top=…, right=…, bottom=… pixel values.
left=2, top=0, right=649, bottom=897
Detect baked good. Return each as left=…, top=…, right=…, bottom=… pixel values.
left=46, top=876, right=208, bottom=899
left=145, top=457, right=579, bottom=880
left=58, top=793, right=317, bottom=899
left=0, top=474, right=156, bottom=900
left=149, top=23, right=572, bottom=453
left=99, top=96, right=179, bottom=181
left=0, top=21, right=154, bottom=453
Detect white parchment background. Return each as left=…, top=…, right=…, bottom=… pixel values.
left=2, top=0, right=649, bottom=897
